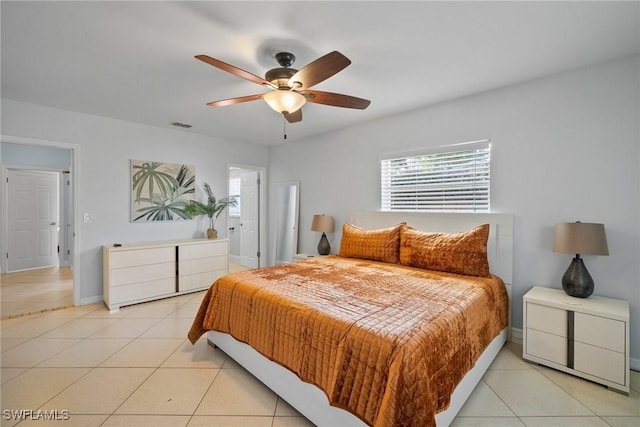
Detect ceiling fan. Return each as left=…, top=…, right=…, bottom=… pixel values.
left=196, top=51, right=371, bottom=123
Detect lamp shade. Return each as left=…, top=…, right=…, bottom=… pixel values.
left=263, top=90, right=306, bottom=115
left=311, top=214, right=335, bottom=233
left=553, top=222, right=608, bottom=256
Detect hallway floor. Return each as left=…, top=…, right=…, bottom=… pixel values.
left=1, top=267, right=73, bottom=319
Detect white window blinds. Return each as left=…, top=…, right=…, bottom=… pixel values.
left=381, top=140, right=491, bottom=212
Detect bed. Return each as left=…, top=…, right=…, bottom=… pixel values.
left=189, top=211, right=513, bottom=426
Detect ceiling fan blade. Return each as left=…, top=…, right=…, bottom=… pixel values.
left=289, top=51, right=351, bottom=90
left=284, top=109, right=302, bottom=123
left=302, top=90, right=371, bottom=109
left=196, top=55, right=275, bottom=88
left=206, top=94, right=264, bottom=107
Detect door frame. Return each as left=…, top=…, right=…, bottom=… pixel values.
left=227, top=163, right=266, bottom=268
left=1, top=135, right=81, bottom=306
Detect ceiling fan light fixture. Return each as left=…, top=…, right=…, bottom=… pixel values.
left=263, top=90, right=307, bottom=115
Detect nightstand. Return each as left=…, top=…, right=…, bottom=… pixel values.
left=523, top=286, right=629, bottom=394
left=293, top=253, right=321, bottom=262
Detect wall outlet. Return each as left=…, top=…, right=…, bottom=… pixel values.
left=83, top=213, right=95, bottom=223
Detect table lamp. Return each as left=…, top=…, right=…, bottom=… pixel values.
left=311, top=214, right=334, bottom=255
left=553, top=222, right=608, bottom=298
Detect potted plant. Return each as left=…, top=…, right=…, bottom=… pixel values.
left=183, top=183, right=237, bottom=239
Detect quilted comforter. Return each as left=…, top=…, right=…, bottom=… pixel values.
left=188, top=256, right=508, bottom=427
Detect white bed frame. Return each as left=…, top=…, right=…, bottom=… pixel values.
left=207, top=211, right=514, bottom=426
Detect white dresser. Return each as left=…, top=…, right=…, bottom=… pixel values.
left=523, top=286, right=629, bottom=394
left=103, top=238, right=228, bottom=311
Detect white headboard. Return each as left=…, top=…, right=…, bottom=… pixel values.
left=348, top=211, right=514, bottom=285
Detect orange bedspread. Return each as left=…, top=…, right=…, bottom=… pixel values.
left=188, top=256, right=508, bottom=427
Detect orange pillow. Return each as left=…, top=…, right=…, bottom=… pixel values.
left=399, top=224, right=491, bottom=277
left=339, top=223, right=404, bottom=264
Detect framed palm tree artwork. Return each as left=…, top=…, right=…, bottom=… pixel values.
left=131, top=160, right=195, bottom=222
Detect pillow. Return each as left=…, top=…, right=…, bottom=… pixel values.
left=399, top=224, right=491, bottom=277
left=339, top=223, right=404, bottom=264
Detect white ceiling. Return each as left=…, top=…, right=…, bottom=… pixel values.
left=2, top=1, right=638, bottom=145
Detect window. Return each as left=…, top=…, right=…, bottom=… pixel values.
left=381, top=140, right=490, bottom=212
left=228, top=176, right=241, bottom=217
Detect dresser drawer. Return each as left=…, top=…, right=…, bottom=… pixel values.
left=526, top=303, right=567, bottom=337
left=574, top=312, right=625, bottom=353
left=179, top=242, right=227, bottom=260
left=179, top=270, right=227, bottom=292
left=179, top=256, right=227, bottom=276
left=574, top=342, right=625, bottom=385
left=110, top=262, right=175, bottom=287
left=109, top=247, right=175, bottom=268
left=109, top=277, right=176, bottom=304
left=526, top=328, right=567, bottom=365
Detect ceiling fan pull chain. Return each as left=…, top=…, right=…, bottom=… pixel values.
left=283, top=116, right=287, bottom=140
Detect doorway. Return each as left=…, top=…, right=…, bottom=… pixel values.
left=1, top=137, right=79, bottom=318
left=228, top=165, right=266, bottom=270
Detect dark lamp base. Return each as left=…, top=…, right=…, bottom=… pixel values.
left=317, top=232, right=331, bottom=255
left=562, top=256, right=594, bottom=298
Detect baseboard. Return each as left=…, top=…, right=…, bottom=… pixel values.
left=80, top=295, right=103, bottom=306
left=631, top=357, right=640, bottom=372
left=510, top=327, right=522, bottom=343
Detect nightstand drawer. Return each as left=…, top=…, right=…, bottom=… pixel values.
left=574, top=342, right=625, bottom=385
left=574, top=312, right=625, bottom=353
left=526, top=328, right=567, bottom=365
left=526, top=303, right=567, bottom=337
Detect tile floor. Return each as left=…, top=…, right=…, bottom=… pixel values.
left=1, top=291, right=638, bottom=427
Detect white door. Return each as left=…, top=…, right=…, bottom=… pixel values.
left=7, top=169, right=60, bottom=272
left=240, top=170, right=259, bottom=268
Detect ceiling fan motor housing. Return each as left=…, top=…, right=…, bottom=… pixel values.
left=265, top=52, right=298, bottom=89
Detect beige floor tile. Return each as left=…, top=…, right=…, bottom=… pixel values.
left=41, top=304, right=103, bottom=318
left=1, top=338, right=81, bottom=367
left=272, top=417, right=316, bottom=427
left=490, top=346, right=536, bottom=370
left=538, top=367, right=640, bottom=416
left=100, top=338, right=184, bottom=367
left=1, top=367, right=90, bottom=412
left=195, top=367, right=278, bottom=416
left=138, top=317, right=195, bottom=339
left=123, top=302, right=181, bottom=319
left=451, top=417, right=526, bottom=426
left=102, top=415, right=190, bottom=427
left=457, top=380, right=515, bottom=417
left=519, top=416, right=611, bottom=426
left=166, top=303, right=201, bottom=319
left=1, top=337, right=29, bottom=352
left=187, top=416, right=273, bottom=427
left=40, top=318, right=117, bottom=338
left=41, top=367, right=154, bottom=414
left=82, top=304, right=140, bottom=318
left=116, top=368, right=219, bottom=415
left=0, top=316, right=31, bottom=330
left=38, top=338, right=132, bottom=367
left=89, top=317, right=162, bottom=338
left=601, top=417, right=640, bottom=427
left=0, top=317, right=71, bottom=338
left=161, top=338, right=228, bottom=368
left=0, top=368, right=28, bottom=384
left=274, top=397, right=304, bottom=417
left=15, top=415, right=108, bottom=427
left=483, top=369, right=592, bottom=416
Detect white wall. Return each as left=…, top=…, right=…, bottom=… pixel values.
left=269, top=55, right=640, bottom=361
left=1, top=99, right=269, bottom=304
